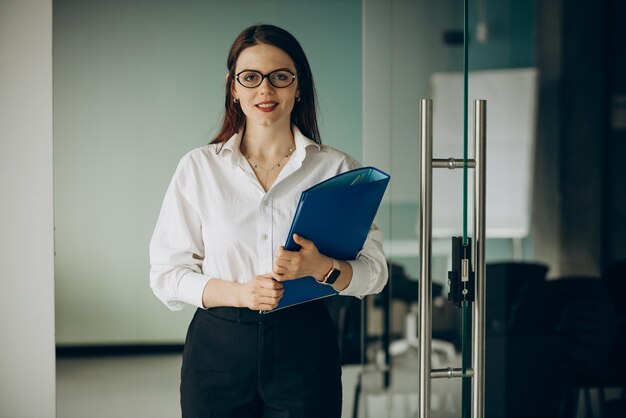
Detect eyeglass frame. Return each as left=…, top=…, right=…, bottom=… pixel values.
left=234, top=69, right=297, bottom=89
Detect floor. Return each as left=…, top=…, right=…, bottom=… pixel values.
left=57, top=353, right=625, bottom=418
left=56, top=352, right=463, bottom=418
left=57, top=355, right=182, bottom=418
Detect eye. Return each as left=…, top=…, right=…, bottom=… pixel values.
left=242, top=72, right=261, bottom=83
left=271, top=71, right=291, bottom=81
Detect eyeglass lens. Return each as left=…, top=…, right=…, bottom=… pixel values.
left=236, top=70, right=295, bottom=88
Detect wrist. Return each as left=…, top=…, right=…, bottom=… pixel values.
left=202, top=279, right=244, bottom=309
left=316, top=256, right=334, bottom=281
left=317, top=257, right=341, bottom=285
left=232, top=282, right=246, bottom=308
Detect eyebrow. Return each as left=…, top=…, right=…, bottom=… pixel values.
left=237, top=67, right=295, bottom=74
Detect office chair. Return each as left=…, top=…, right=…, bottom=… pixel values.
left=550, top=277, right=618, bottom=418
left=504, top=276, right=619, bottom=418
left=603, top=259, right=626, bottom=318
left=382, top=263, right=456, bottom=367
left=484, top=277, right=568, bottom=418
left=485, top=262, right=549, bottom=335
left=484, top=262, right=551, bottom=417
left=601, top=260, right=626, bottom=416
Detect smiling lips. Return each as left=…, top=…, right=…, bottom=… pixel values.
left=256, top=101, right=278, bottom=112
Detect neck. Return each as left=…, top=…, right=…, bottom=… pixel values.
left=241, top=122, right=295, bottom=162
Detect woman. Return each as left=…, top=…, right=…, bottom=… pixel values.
left=150, top=24, right=387, bottom=418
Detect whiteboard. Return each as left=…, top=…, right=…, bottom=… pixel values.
left=430, top=68, right=538, bottom=238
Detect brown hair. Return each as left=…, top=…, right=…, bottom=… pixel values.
left=211, top=24, right=321, bottom=144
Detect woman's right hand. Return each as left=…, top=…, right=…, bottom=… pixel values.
left=238, top=274, right=284, bottom=311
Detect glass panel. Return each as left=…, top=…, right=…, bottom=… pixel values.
left=467, top=0, right=537, bottom=417
left=362, top=0, right=466, bottom=416
left=362, top=0, right=538, bottom=416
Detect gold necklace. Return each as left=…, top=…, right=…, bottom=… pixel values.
left=245, top=148, right=294, bottom=186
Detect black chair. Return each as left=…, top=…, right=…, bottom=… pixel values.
left=601, top=260, right=626, bottom=416
left=547, top=277, right=618, bottom=418
left=486, top=275, right=566, bottom=418
left=485, top=262, right=549, bottom=336
left=485, top=262, right=551, bottom=417
left=494, top=276, right=619, bottom=418
left=603, top=259, right=626, bottom=318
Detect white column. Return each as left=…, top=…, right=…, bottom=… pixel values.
left=0, top=0, right=56, bottom=416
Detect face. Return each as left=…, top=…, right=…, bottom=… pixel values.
left=232, top=44, right=299, bottom=130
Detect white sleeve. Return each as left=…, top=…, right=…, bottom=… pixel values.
left=340, top=223, right=388, bottom=298
left=149, top=161, right=210, bottom=311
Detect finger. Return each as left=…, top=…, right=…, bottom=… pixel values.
left=257, top=302, right=278, bottom=311
left=257, top=293, right=281, bottom=303
left=275, top=255, right=300, bottom=271
left=276, top=251, right=301, bottom=266
left=262, top=287, right=284, bottom=297
left=258, top=273, right=274, bottom=279
left=275, top=246, right=292, bottom=257
left=292, top=233, right=314, bottom=249
left=272, top=274, right=286, bottom=282
left=274, top=249, right=296, bottom=263
left=272, top=264, right=297, bottom=280
left=255, top=294, right=283, bottom=308
left=250, top=301, right=274, bottom=311
left=257, top=275, right=283, bottom=287
left=272, top=263, right=290, bottom=276
left=273, top=271, right=297, bottom=281
left=260, top=278, right=284, bottom=290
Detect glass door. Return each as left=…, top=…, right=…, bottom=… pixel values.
left=358, top=0, right=537, bottom=417
left=359, top=1, right=466, bottom=417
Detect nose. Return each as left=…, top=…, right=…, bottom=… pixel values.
left=258, top=77, right=275, bottom=94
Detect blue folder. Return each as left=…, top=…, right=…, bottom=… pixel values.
left=267, top=166, right=390, bottom=312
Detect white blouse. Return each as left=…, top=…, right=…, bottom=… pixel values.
left=149, top=127, right=388, bottom=311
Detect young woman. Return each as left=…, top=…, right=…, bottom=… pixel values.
left=150, top=24, right=387, bottom=418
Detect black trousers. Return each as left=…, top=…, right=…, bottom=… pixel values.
left=180, top=300, right=342, bottom=418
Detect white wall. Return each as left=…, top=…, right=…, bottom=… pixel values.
left=0, top=0, right=56, bottom=416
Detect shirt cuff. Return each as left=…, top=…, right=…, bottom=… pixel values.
left=338, top=259, right=369, bottom=297
left=178, top=271, right=211, bottom=309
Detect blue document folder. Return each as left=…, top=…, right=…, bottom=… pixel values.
left=267, top=166, right=390, bottom=312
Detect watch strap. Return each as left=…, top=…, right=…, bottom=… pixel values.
left=320, top=258, right=341, bottom=285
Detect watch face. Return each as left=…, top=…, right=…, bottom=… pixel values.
left=326, top=268, right=341, bottom=285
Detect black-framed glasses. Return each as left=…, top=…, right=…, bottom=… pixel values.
left=235, top=69, right=297, bottom=89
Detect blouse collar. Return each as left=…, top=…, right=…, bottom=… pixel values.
left=218, top=125, right=321, bottom=167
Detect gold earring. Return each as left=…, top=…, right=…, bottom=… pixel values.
left=234, top=98, right=239, bottom=104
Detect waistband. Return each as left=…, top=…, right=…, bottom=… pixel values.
left=201, top=299, right=327, bottom=323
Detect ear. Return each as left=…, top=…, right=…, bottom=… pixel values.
left=228, top=73, right=238, bottom=101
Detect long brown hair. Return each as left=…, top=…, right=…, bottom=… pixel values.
left=211, top=24, right=321, bottom=144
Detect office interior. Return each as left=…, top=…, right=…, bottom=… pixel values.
left=1, top=0, right=625, bottom=417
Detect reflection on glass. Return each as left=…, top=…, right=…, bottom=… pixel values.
left=361, top=0, right=465, bottom=416
left=361, top=0, right=537, bottom=417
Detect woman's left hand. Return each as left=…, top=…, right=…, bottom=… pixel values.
left=272, top=233, right=331, bottom=281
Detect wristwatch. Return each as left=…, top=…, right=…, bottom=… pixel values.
left=319, top=258, right=341, bottom=285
